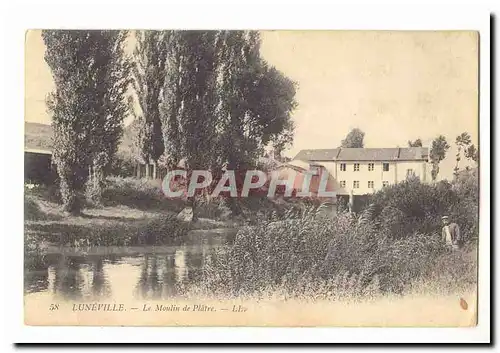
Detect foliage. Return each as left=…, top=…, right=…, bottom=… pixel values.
left=102, top=176, right=184, bottom=212
left=157, top=30, right=297, bottom=216
left=24, top=196, right=46, bottom=221
left=130, top=30, right=168, bottom=167
left=454, top=132, right=472, bottom=178
left=24, top=183, right=62, bottom=204
left=451, top=168, right=479, bottom=241
left=25, top=213, right=189, bottom=248
left=201, top=174, right=478, bottom=299
left=43, top=30, right=130, bottom=212
left=109, top=154, right=136, bottom=178
left=200, top=205, right=469, bottom=299
left=464, top=144, right=479, bottom=164
left=368, top=177, right=478, bottom=244
left=340, top=128, right=365, bottom=148
left=137, top=214, right=190, bottom=245
left=407, top=138, right=423, bottom=147
left=165, top=31, right=219, bottom=171
left=429, top=135, right=450, bottom=181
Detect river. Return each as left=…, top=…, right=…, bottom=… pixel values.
left=24, top=229, right=235, bottom=301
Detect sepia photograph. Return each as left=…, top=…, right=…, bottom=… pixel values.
left=23, top=28, right=481, bottom=328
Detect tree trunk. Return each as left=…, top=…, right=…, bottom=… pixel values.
left=60, top=176, right=81, bottom=215
left=226, top=196, right=242, bottom=216
left=187, top=196, right=198, bottom=222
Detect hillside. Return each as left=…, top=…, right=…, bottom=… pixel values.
left=25, top=120, right=139, bottom=161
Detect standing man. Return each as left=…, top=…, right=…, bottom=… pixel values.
left=441, top=215, right=461, bottom=250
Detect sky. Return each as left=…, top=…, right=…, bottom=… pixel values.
left=25, top=30, right=478, bottom=180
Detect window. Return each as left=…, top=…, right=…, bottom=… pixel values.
left=354, top=163, right=360, bottom=171
left=340, top=163, right=346, bottom=171
left=382, top=181, right=389, bottom=187
left=368, top=163, right=374, bottom=171
left=383, top=163, right=389, bottom=172
left=340, top=180, right=346, bottom=188
left=368, top=181, right=374, bottom=188
left=353, top=181, right=360, bottom=188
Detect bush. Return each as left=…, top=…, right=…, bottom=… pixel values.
left=193, top=196, right=229, bottom=220
left=109, top=155, right=136, bottom=178
left=102, top=176, right=184, bottom=212
left=200, top=173, right=479, bottom=299
left=202, top=210, right=469, bottom=299
left=25, top=183, right=62, bottom=204
left=137, top=213, right=190, bottom=245
left=24, top=196, right=46, bottom=221
left=367, top=175, right=478, bottom=244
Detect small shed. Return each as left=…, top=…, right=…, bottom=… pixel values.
left=24, top=122, right=56, bottom=184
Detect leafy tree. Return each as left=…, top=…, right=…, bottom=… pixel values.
left=130, top=30, right=169, bottom=176
left=340, top=128, right=365, bottom=148
left=216, top=31, right=296, bottom=169
left=429, top=135, right=450, bottom=182
left=465, top=144, right=479, bottom=164
left=215, top=31, right=297, bottom=214
left=454, top=132, right=472, bottom=178
left=176, top=31, right=219, bottom=172
left=160, top=31, right=184, bottom=169
left=408, top=139, right=423, bottom=147
left=157, top=31, right=297, bottom=217
left=159, top=31, right=220, bottom=220
left=85, top=31, right=131, bottom=204
left=43, top=30, right=130, bottom=213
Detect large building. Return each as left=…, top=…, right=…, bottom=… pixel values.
left=292, top=147, right=431, bottom=208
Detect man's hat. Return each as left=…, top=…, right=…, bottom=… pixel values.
left=441, top=216, right=449, bottom=219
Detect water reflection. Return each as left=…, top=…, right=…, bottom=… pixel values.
left=24, top=232, right=230, bottom=301
left=53, top=255, right=84, bottom=300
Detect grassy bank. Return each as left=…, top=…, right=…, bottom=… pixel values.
left=24, top=177, right=243, bottom=271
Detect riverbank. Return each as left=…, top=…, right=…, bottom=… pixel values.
left=24, top=192, right=239, bottom=270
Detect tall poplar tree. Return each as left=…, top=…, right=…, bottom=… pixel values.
left=43, top=30, right=130, bottom=212
left=130, top=30, right=169, bottom=176
left=429, top=135, right=450, bottom=181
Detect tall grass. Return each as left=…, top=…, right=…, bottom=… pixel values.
left=198, top=173, right=478, bottom=300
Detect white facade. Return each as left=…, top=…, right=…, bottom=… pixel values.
left=308, top=160, right=431, bottom=195
left=294, top=147, right=432, bottom=196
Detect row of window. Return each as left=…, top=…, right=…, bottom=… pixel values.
left=339, top=163, right=390, bottom=172
left=339, top=180, right=390, bottom=188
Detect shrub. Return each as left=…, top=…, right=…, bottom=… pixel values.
left=193, top=196, right=229, bottom=220
left=102, top=176, right=184, bottom=212
left=25, top=183, right=62, bottom=204
left=367, top=176, right=478, bottom=244
left=24, top=196, right=46, bottom=221
left=137, top=213, right=190, bottom=245
left=109, top=155, right=136, bottom=178
left=201, top=200, right=475, bottom=299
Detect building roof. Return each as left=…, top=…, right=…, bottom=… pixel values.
left=25, top=122, right=53, bottom=152
left=293, top=149, right=341, bottom=161
left=293, top=147, right=429, bottom=162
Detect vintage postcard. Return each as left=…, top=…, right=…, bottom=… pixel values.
left=24, top=29, right=480, bottom=328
